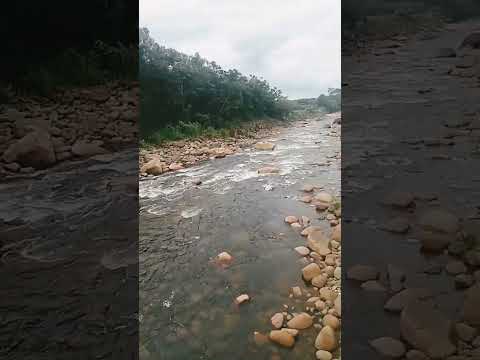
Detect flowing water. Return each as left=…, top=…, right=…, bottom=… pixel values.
left=139, top=115, right=340, bottom=359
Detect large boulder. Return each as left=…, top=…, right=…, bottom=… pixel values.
left=3, top=129, right=56, bottom=169
left=400, top=301, right=455, bottom=359
left=307, top=230, right=331, bottom=256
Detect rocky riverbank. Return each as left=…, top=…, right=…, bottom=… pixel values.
left=0, top=81, right=138, bottom=177
left=139, top=121, right=288, bottom=176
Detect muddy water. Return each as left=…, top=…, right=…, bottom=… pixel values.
left=139, top=115, right=340, bottom=359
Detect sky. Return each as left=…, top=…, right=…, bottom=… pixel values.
left=139, top=0, right=340, bottom=100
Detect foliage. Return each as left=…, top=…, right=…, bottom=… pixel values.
left=139, top=27, right=291, bottom=141
left=317, top=88, right=341, bottom=113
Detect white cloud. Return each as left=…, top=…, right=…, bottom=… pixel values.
left=140, top=0, right=340, bottom=99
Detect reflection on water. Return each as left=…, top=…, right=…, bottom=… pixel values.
left=139, top=116, right=340, bottom=360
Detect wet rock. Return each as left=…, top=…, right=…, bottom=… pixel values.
left=302, top=263, right=322, bottom=281
left=382, top=191, right=415, bottom=208
left=334, top=297, right=341, bottom=317
left=294, top=246, right=310, bottom=256
left=400, top=301, right=456, bottom=358
left=436, top=47, right=456, bottom=58
left=405, top=350, right=429, bottom=360
left=462, top=284, right=480, bottom=326
left=72, top=140, right=107, bottom=157
left=459, top=31, right=480, bottom=49
left=3, top=129, right=56, bottom=169
left=445, top=260, right=467, bottom=275
left=287, top=313, right=313, bottom=330
left=291, top=222, right=303, bottom=230
left=307, top=230, right=331, bottom=256
left=169, top=162, right=184, bottom=171
left=312, top=274, right=327, bottom=288
left=384, top=288, right=432, bottom=313
left=346, top=265, right=378, bottom=281
left=370, top=337, right=406, bottom=358
left=315, top=350, right=333, bottom=360
left=383, top=217, right=410, bottom=234
left=215, top=251, right=234, bottom=267
left=315, top=325, right=337, bottom=351
left=258, top=166, right=280, bottom=174
left=291, top=286, right=302, bottom=298
left=269, top=330, right=295, bottom=348
left=302, top=184, right=315, bottom=192
left=418, top=230, right=454, bottom=252
left=253, top=331, right=269, bottom=346
left=361, top=280, right=387, bottom=292
left=271, top=313, right=284, bottom=329
left=331, top=224, right=341, bottom=242
left=455, top=322, right=477, bottom=342
left=418, top=209, right=459, bottom=234
left=302, top=226, right=323, bottom=237
left=255, top=142, right=275, bottom=151
left=300, top=195, right=313, bottom=203
left=235, top=294, right=250, bottom=305
left=300, top=216, right=311, bottom=226
left=323, top=314, right=340, bottom=330
left=285, top=216, right=299, bottom=224
left=334, top=266, right=341, bottom=280
left=387, top=264, right=406, bottom=292
left=455, top=274, right=474, bottom=289
left=141, top=159, right=167, bottom=175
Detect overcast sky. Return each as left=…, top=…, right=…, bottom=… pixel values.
left=139, top=0, right=340, bottom=100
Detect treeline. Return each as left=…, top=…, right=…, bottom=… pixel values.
left=139, top=27, right=291, bottom=142
left=2, top=1, right=138, bottom=96
left=288, top=89, right=341, bottom=119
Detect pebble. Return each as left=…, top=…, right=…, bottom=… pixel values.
left=294, top=246, right=311, bottom=256
left=235, top=294, right=250, bottom=304
left=286, top=313, right=313, bottom=329
left=316, top=350, right=333, bottom=360
left=302, top=263, right=322, bottom=281
left=315, top=325, right=337, bottom=351
left=271, top=313, right=284, bottom=329
left=285, top=215, right=299, bottom=224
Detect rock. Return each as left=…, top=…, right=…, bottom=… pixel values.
left=382, top=191, right=415, bottom=208
left=294, top=246, right=310, bottom=256
left=405, top=350, right=429, bottom=360
left=235, top=294, right=250, bottom=304
left=215, top=251, right=234, bottom=266
left=71, top=140, right=107, bottom=157
left=370, top=337, right=406, bottom=358
left=302, top=184, right=315, bottom=192
left=300, top=216, right=311, bottom=226
left=455, top=274, right=474, bottom=289
left=169, top=162, right=184, bottom=171
left=255, top=142, right=275, bottom=150
left=3, top=129, right=56, bottom=169
left=302, top=226, right=323, bottom=237
left=334, top=267, right=341, bottom=280
left=287, top=313, right=313, bottom=329
left=269, top=330, right=295, bottom=348
left=307, top=230, right=331, bottom=256
left=436, top=47, right=457, bottom=58
left=418, top=209, right=459, bottom=234
left=361, top=280, right=387, bottom=292
left=141, top=159, right=167, bottom=175
left=334, top=297, right=341, bottom=317
left=400, top=301, right=456, bottom=359
left=383, top=217, right=410, bottom=234
left=331, top=224, right=341, bottom=242
left=445, top=260, right=467, bottom=275
left=302, top=263, right=322, bottom=281
left=455, top=322, right=477, bottom=342
left=291, top=222, right=302, bottom=230
left=346, top=265, right=378, bottom=281
left=323, top=314, right=340, bottom=330
left=253, top=331, right=269, bottom=346
left=285, top=215, right=299, bottom=224
left=300, top=195, right=313, bottom=203
left=291, top=286, right=302, bottom=298
left=459, top=31, right=480, bottom=49
left=280, top=328, right=299, bottom=337
left=271, top=313, right=284, bottom=329
left=418, top=230, right=453, bottom=252
left=312, top=275, right=327, bottom=288
left=258, top=166, right=280, bottom=174
left=384, top=288, right=432, bottom=313
left=462, top=284, right=480, bottom=326
left=314, top=192, right=333, bottom=204
left=387, top=264, right=406, bottom=292
left=3, top=162, right=20, bottom=172
left=315, top=350, right=333, bottom=360
left=315, top=325, right=337, bottom=351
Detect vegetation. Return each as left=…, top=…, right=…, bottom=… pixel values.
left=342, top=0, right=480, bottom=37
left=139, top=27, right=291, bottom=143
left=2, top=1, right=137, bottom=96
left=287, top=89, right=341, bottom=120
